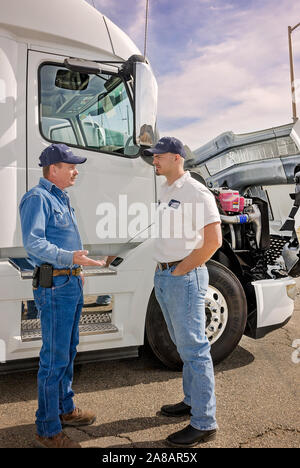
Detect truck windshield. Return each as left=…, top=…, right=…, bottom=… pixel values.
left=39, top=63, right=139, bottom=157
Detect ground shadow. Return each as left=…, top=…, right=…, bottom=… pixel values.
left=0, top=413, right=194, bottom=449
left=0, top=344, right=254, bottom=406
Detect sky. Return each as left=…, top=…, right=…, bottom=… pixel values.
left=85, top=0, right=300, bottom=151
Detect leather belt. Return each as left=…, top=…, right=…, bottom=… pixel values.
left=157, top=261, right=206, bottom=271
left=52, top=267, right=82, bottom=277
left=157, top=260, right=182, bottom=271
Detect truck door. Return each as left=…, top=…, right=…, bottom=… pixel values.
left=27, top=51, right=155, bottom=254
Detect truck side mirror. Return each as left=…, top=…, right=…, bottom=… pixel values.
left=133, top=61, right=158, bottom=147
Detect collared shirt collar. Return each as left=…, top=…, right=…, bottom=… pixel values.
left=39, top=177, right=68, bottom=196
left=162, top=171, right=191, bottom=190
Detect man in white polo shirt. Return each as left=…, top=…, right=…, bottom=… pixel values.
left=144, top=136, right=222, bottom=448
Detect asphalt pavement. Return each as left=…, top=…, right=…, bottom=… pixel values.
left=0, top=283, right=299, bottom=449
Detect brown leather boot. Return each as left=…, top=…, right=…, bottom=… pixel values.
left=35, top=431, right=81, bottom=448
left=60, top=407, right=96, bottom=427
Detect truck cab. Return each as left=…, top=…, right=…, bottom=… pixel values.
left=0, top=0, right=158, bottom=370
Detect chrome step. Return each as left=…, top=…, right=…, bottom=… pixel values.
left=21, top=312, right=118, bottom=342
left=9, top=257, right=117, bottom=279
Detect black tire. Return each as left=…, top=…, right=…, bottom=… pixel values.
left=145, top=260, right=247, bottom=370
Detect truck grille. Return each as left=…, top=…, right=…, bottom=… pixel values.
left=266, top=235, right=288, bottom=265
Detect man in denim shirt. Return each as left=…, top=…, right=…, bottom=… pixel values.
left=19, top=144, right=105, bottom=448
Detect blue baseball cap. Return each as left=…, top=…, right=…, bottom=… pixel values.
left=39, top=144, right=87, bottom=167
left=143, top=136, right=187, bottom=159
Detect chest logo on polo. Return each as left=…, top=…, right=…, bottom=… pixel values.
left=168, top=199, right=181, bottom=209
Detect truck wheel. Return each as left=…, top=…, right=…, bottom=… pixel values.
left=145, top=260, right=247, bottom=369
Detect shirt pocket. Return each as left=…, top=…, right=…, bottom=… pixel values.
left=53, top=208, right=70, bottom=228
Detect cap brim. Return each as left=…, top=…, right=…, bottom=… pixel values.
left=67, top=155, right=87, bottom=164
left=143, top=147, right=167, bottom=156
left=38, top=155, right=87, bottom=166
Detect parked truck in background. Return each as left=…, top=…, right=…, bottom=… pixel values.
left=0, top=0, right=299, bottom=373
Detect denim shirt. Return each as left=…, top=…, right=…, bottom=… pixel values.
left=19, top=177, right=82, bottom=268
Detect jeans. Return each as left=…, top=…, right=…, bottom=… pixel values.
left=33, top=274, right=83, bottom=437
left=154, top=265, right=217, bottom=431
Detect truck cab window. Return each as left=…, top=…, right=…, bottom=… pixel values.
left=39, top=64, right=139, bottom=157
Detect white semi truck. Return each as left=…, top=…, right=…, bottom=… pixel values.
left=0, top=0, right=298, bottom=372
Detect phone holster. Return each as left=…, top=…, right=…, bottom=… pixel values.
left=39, top=263, right=53, bottom=288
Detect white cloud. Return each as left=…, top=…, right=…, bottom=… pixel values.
left=126, top=1, right=147, bottom=53
left=90, top=0, right=147, bottom=52
left=157, top=0, right=300, bottom=150
left=209, top=4, right=234, bottom=11
left=86, top=0, right=300, bottom=150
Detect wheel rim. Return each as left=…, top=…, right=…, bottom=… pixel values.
left=205, top=285, right=229, bottom=345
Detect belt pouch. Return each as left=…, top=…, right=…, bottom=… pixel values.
left=39, top=263, right=53, bottom=288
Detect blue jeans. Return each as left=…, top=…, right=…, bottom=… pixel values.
left=33, top=275, right=83, bottom=437
left=154, top=265, right=217, bottom=431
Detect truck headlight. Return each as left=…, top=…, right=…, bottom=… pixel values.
left=286, top=283, right=297, bottom=300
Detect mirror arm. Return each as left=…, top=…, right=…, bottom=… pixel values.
left=64, top=58, right=103, bottom=74
left=120, top=55, right=148, bottom=80
left=65, top=56, right=147, bottom=78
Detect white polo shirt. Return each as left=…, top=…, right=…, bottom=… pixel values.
left=153, top=171, right=221, bottom=263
